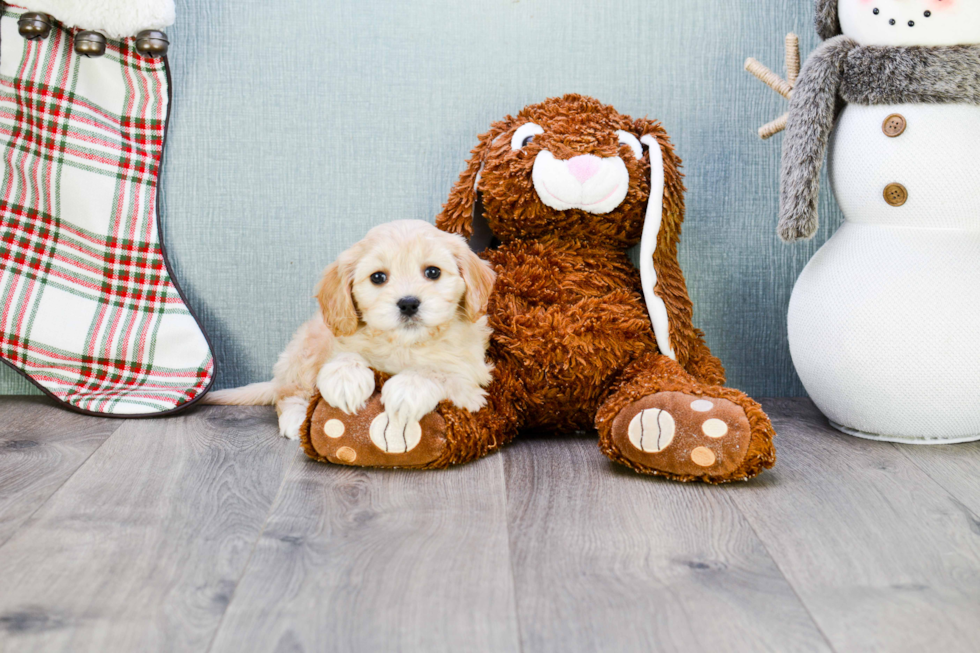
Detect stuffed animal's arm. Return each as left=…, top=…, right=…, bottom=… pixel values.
left=778, top=36, right=856, bottom=242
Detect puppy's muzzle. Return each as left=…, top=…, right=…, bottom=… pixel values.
left=397, top=296, right=421, bottom=319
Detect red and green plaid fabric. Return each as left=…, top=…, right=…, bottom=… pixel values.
left=0, top=7, right=214, bottom=415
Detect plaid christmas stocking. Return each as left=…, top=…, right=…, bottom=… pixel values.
left=0, top=2, right=214, bottom=415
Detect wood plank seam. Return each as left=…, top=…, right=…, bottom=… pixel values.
left=736, top=398, right=980, bottom=651
left=0, top=418, right=125, bottom=550
left=499, top=449, right=528, bottom=653
left=892, top=443, right=980, bottom=533
left=204, top=446, right=301, bottom=653
left=0, top=405, right=293, bottom=651
left=727, top=486, right=839, bottom=653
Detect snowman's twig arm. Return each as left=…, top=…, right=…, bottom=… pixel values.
left=745, top=59, right=793, bottom=100
left=778, top=36, right=856, bottom=242
left=786, top=33, right=800, bottom=86
left=760, top=113, right=789, bottom=140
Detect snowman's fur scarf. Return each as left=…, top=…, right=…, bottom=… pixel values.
left=13, top=0, right=174, bottom=39
left=779, top=36, right=855, bottom=242
left=779, top=37, right=980, bottom=241
left=841, top=45, right=980, bottom=105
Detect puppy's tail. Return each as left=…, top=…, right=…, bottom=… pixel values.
left=202, top=381, right=275, bottom=406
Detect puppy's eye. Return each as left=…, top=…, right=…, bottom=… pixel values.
left=511, top=123, right=544, bottom=150
left=616, top=130, right=643, bottom=160
left=370, top=271, right=387, bottom=285
left=424, top=266, right=441, bottom=280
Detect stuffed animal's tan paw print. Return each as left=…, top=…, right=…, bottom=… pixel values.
left=303, top=393, right=448, bottom=468
left=611, top=391, right=752, bottom=478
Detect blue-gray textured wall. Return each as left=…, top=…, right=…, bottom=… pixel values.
left=0, top=0, right=843, bottom=398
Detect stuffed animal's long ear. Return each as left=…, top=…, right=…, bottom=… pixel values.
left=314, top=254, right=359, bottom=337
left=436, top=120, right=511, bottom=240
left=449, top=234, right=496, bottom=321
left=633, top=118, right=698, bottom=367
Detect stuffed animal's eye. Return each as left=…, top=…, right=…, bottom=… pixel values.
left=370, top=271, right=387, bottom=285
left=511, top=123, right=544, bottom=150
left=616, top=130, right=643, bottom=159
left=424, top=266, right=441, bottom=280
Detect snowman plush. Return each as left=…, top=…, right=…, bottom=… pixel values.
left=779, top=0, right=980, bottom=442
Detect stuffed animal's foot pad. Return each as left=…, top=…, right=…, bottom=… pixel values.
left=304, top=393, right=448, bottom=468
left=627, top=408, right=676, bottom=452
left=369, top=412, right=423, bottom=453
left=612, top=392, right=752, bottom=479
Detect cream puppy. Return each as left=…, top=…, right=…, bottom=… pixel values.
left=206, top=220, right=496, bottom=440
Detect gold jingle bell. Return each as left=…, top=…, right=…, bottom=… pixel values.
left=74, top=30, right=107, bottom=57
left=18, top=12, right=53, bottom=40
left=135, top=30, right=169, bottom=58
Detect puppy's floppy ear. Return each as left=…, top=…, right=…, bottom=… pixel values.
left=436, top=119, right=511, bottom=239
left=448, top=235, right=496, bottom=321
left=314, top=254, right=359, bottom=337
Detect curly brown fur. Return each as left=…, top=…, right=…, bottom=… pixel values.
left=433, top=94, right=775, bottom=483
left=442, top=99, right=680, bottom=240
left=483, top=239, right=662, bottom=430
left=430, top=382, right=520, bottom=468
left=298, top=392, right=326, bottom=463
left=440, top=96, right=707, bottom=369
left=685, top=329, right=728, bottom=386
left=307, top=94, right=776, bottom=482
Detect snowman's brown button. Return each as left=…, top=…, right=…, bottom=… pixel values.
left=883, top=183, right=908, bottom=207
left=882, top=114, right=907, bottom=138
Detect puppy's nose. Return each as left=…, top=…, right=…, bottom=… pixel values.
left=566, top=154, right=601, bottom=184
left=397, top=296, right=421, bottom=317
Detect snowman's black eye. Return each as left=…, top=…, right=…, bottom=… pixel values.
left=889, top=18, right=896, bottom=25
left=924, top=11, right=931, bottom=17
left=873, top=7, right=879, bottom=14
left=908, top=20, right=915, bottom=27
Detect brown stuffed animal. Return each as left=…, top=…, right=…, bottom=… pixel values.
left=301, top=94, right=775, bottom=483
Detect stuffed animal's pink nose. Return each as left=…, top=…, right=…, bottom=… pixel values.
left=566, top=155, right=601, bottom=184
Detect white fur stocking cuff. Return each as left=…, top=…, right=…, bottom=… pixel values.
left=13, top=0, right=175, bottom=39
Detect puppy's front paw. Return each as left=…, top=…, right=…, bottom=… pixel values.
left=452, top=385, right=487, bottom=414
left=380, top=374, right=441, bottom=425
left=317, top=357, right=376, bottom=415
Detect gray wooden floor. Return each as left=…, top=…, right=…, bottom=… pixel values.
left=1, top=397, right=980, bottom=652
